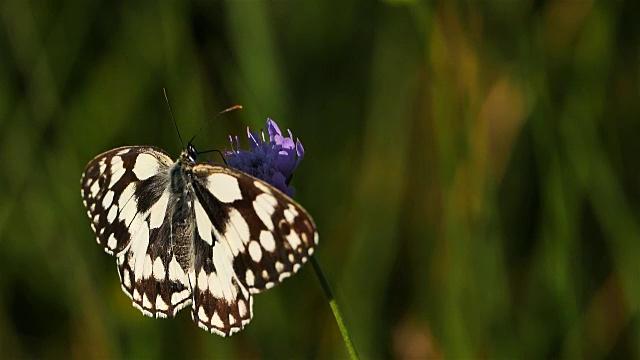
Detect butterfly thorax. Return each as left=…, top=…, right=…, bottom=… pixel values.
left=168, top=149, right=198, bottom=270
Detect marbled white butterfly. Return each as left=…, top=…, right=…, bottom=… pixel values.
left=81, top=131, right=318, bottom=336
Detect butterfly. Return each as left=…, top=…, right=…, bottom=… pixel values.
left=80, top=139, right=318, bottom=336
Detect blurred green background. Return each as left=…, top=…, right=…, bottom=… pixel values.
left=1, top=1, right=639, bottom=358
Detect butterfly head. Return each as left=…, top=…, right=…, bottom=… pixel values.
left=186, top=143, right=198, bottom=163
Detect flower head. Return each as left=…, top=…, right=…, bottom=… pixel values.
left=225, top=118, right=305, bottom=197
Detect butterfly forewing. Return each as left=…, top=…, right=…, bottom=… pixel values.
left=81, top=144, right=319, bottom=336
left=192, top=165, right=318, bottom=293
left=81, top=146, right=173, bottom=255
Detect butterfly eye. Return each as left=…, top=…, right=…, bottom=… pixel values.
left=187, top=144, right=198, bottom=163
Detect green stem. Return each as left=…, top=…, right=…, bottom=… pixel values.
left=310, top=256, right=359, bottom=359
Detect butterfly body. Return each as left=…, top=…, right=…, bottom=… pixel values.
left=81, top=144, right=317, bottom=336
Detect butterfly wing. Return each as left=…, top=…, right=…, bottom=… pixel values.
left=191, top=164, right=319, bottom=293
left=190, top=220, right=253, bottom=335
left=185, top=164, right=317, bottom=335
left=81, top=146, right=193, bottom=318
left=81, top=146, right=174, bottom=254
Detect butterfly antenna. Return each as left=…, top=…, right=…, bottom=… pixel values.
left=189, top=105, right=243, bottom=144
left=163, top=88, right=184, bottom=149
left=198, top=149, right=229, bottom=165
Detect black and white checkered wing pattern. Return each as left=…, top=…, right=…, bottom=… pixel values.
left=81, top=146, right=192, bottom=318
left=81, top=146, right=173, bottom=254
left=187, top=165, right=317, bottom=335
left=192, top=165, right=318, bottom=293
left=190, top=222, right=253, bottom=335
left=81, top=145, right=318, bottom=336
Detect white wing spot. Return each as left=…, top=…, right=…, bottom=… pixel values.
left=253, top=180, right=272, bottom=194
left=133, top=153, right=160, bottom=180
left=265, top=282, right=275, bottom=289
left=293, top=264, right=301, bottom=272
left=198, top=306, right=209, bottom=323
left=286, top=231, right=302, bottom=249
left=259, top=230, right=276, bottom=252
left=171, top=290, right=190, bottom=306
left=132, top=221, right=150, bottom=280
left=284, top=209, right=295, bottom=223
left=207, top=173, right=242, bottom=203
left=118, top=182, right=137, bottom=224
left=156, top=295, right=168, bottom=311
left=143, top=254, right=153, bottom=279
left=229, top=313, right=236, bottom=324
left=123, top=268, right=131, bottom=288
left=102, top=190, right=115, bottom=209
left=212, top=312, right=224, bottom=328
left=288, top=205, right=299, bottom=217
left=248, top=241, right=262, bottom=262
left=89, top=179, right=100, bottom=198
left=117, top=148, right=131, bottom=155
left=238, top=300, right=247, bottom=317
left=253, top=198, right=274, bottom=231
left=275, top=261, right=284, bottom=272
left=168, top=256, right=187, bottom=283
left=142, top=293, right=152, bottom=309
left=198, top=268, right=209, bottom=291
left=208, top=272, right=224, bottom=299
left=153, top=257, right=165, bottom=279
left=107, top=234, right=117, bottom=250
left=224, top=209, right=250, bottom=256
left=195, top=201, right=213, bottom=245
left=149, top=190, right=170, bottom=229
left=245, top=269, right=255, bottom=286
left=108, top=156, right=125, bottom=187
left=258, top=192, right=277, bottom=207
left=107, top=205, right=118, bottom=223
left=212, top=246, right=238, bottom=302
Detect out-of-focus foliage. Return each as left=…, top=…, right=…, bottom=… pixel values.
left=1, top=1, right=638, bottom=358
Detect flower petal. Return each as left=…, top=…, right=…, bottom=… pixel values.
left=295, top=139, right=305, bottom=166
left=225, top=118, right=304, bottom=198
left=267, top=118, right=282, bottom=139
left=271, top=171, right=294, bottom=197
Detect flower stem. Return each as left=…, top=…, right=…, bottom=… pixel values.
left=310, top=256, right=359, bottom=359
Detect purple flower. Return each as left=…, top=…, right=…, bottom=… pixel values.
left=225, top=118, right=305, bottom=197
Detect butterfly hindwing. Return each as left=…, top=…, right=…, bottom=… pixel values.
left=117, top=215, right=193, bottom=319
left=191, top=223, right=253, bottom=335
